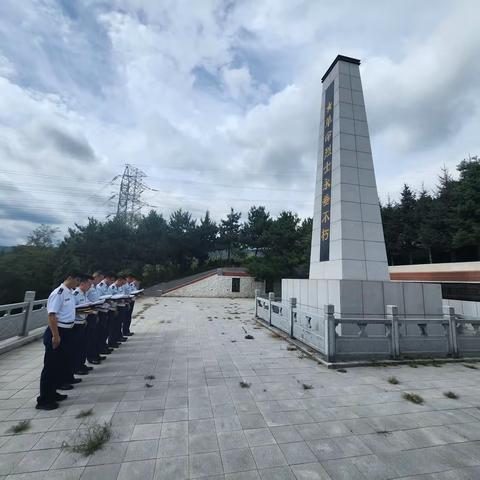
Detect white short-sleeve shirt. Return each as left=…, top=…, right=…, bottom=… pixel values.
left=47, top=283, right=75, bottom=328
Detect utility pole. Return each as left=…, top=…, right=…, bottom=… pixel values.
left=116, top=164, right=149, bottom=225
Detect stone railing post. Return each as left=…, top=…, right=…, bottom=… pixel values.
left=443, top=305, right=458, bottom=357
left=268, top=292, right=275, bottom=326
left=20, top=291, right=36, bottom=337
left=289, top=297, right=296, bottom=338
left=254, top=289, right=260, bottom=318
left=324, top=304, right=336, bottom=362
left=386, top=305, right=399, bottom=359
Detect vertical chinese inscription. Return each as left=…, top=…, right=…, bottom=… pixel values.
left=320, top=81, right=334, bottom=262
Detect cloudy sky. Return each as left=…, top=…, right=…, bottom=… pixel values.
left=0, top=0, right=479, bottom=245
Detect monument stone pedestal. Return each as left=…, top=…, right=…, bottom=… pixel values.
left=283, top=55, right=443, bottom=326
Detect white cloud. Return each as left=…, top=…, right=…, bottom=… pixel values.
left=0, top=0, right=479, bottom=244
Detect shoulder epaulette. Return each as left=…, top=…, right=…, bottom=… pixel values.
left=74, top=291, right=79, bottom=296
left=58, top=288, right=64, bottom=294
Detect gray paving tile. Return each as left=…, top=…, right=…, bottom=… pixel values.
left=215, top=416, right=242, bottom=433
left=132, top=423, right=162, bottom=441
left=291, top=462, right=331, bottom=480
left=11, top=448, right=60, bottom=474
left=189, top=419, right=216, bottom=435
left=189, top=451, right=223, bottom=478
left=86, top=441, right=127, bottom=466
left=124, top=439, right=158, bottom=461
left=251, top=444, right=287, bottom=469
left=278, top=441, right=317, bottom=465
left=218, top=431, right=249, bottom=451
left=80, top=463, right=121, bottom=480
left=189, top=433, right=219, bottom=454
left=258, top=466, right=296, bottom=480
left=225, top=471, right=260, bottom=480
left=157, top=435, right=188, bottom=457
left=322, top=458, right=367, bottom=480
left=117, top=459, right=155, bottom=480
left=160, top=421, right=188, bottom=439
left=244, top=429, right=276, bottom=447
left=238, top=415, right=267, bottom=430
left=221, top=448, right=256, bottom=473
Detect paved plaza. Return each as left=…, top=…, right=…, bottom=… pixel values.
left=1, top=297, right=480, bottom=479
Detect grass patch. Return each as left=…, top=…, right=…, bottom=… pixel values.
left=302, top=383, right=313, bottom=390
left=8, top=420, right=31, bottom=434
left=402, top=392, right=424, bottom=404
left=408, top=363, right=418, bottom=368
left=144, top=375, right=156, bottom=380
left=444, top=391, right=459, bottom=399
left=239, top=381, right=251, bottom=388
left=464, top=364, right=478, bottom=370
left=66, top=422, right=112, bottom=456
left=75, top=408, right=94, bottom=419
left=337, top=368, right=347, bottom=373
left=387, top=376, right=399, bottom=385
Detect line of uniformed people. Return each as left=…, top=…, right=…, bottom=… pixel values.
left=36, top=271, right=140, bottom=410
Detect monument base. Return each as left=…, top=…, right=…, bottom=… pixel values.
left=282, top=278, right=443, bottom=334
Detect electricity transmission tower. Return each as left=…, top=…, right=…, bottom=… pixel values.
left=115, top=164, right=150, bottom=225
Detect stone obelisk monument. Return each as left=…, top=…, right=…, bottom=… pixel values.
left=282, top=55, right=442, bottom=319
left=310, top=55, right=389, bottom=281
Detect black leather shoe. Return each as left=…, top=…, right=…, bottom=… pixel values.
left=100, top=349, right=113, bottom=354
left=36, top=401, right=59, bottom=410
left=120, top=337, right=128, bottom=341
left=109, top=343, right=120, bottom=348
left=85, top=366, right=93, bottom=371
left=55, top=393, right=68, bottom=401
left=97, top=355, right=106, bottom=361
left=124, top=332, right=134, bottom=336
left=75, top=369, right=89, bottom=376
left=88, top=359, right=101, bottom=365
left=71, top=378, right=82, bottom=384
left=58, top=384, right=74, bottom=390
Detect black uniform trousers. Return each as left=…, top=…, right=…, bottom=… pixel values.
left=73, top=323, right=87, bottom=370
left=97, top=311, right=109, bottom=352
left=85, top=314, right=98, bottom=361
left=117, top=306, right=128, bottom=339
left=123, top=301, right=134, bottom=335
left=38, top=326, right=75, bottom=404
left=107, top=310, right=118, bottom=346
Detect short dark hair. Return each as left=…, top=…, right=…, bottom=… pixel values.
left=117, top=274, right=126, bottom=280
left=105, top=272, right=117, bottom=279
left=79, top=274, right=93, bottom=282
left=66, top=272, right=82, bottom=281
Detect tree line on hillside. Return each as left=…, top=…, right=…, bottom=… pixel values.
left=0, top=207, right=312, bottom=304
left=382, top=157, right=480, bottom=265
left=0, top=156, right=479, bottom=304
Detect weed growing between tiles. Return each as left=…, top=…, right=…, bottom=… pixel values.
left=402, top=392, right=424, bottom=404
left=65, top=422, right=112, bottom=456
left=8, top=419, right=31, bottom=434
left=75, top=408, right=94, bottom=419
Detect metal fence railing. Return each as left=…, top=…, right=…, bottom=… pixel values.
left=254, top=291, right=480, bottom=362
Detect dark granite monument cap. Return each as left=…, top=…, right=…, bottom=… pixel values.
left=321, top=55, right=361, bottom=83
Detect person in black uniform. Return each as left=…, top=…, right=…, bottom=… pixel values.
left=36, top=273, right=81, bottom=410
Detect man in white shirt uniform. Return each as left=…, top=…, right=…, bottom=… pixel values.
left=73, top=275, right=96, bottom=376
left=36, top=273, right=81, bottom=410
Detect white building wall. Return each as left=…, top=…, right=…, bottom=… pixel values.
left=163, top=275, right=264, bottom=298
left=443, top=299, right=480, bottom=318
